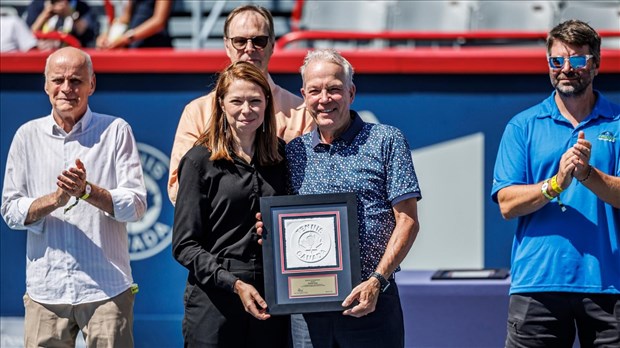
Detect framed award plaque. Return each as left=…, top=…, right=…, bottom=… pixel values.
left=259, top=192, right=361, bottom=315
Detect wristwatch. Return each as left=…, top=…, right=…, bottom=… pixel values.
left=369, top=272, right=390, bottom=292
left=80, top=182, right=92, bottom=200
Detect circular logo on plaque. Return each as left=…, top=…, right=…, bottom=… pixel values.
left=293, top=222, right=331, bottom=263
left=127, top=143, right=173, bottom=261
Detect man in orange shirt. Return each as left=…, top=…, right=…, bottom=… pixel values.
left=168, top=4, right=314, bottom=204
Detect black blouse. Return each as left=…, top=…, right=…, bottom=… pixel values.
left=172, top=142, right=287, bottom=293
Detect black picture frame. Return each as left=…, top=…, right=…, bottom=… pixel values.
left=431, top=268, right=510, bottom=280
left=260, top=192, right=361, bottom=315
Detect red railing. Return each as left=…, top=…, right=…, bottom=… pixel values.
left=4, top=27, right=620, bottom=76
left=2, top=47, right=620, bottom=75
left=275, top=30, right=620, bottom=50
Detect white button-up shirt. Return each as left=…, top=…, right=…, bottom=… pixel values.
left=1, top=107, right=147, bottom=305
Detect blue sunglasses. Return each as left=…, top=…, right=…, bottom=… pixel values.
left=547, top=55, right=593, bottom=70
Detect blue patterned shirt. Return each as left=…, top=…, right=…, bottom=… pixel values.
left=286, top=111, right=422, bottom=278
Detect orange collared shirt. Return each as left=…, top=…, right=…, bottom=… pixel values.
left=167, top=75, right=315, bottom=204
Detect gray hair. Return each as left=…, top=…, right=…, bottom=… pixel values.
left=44, top=47, right=94, bottom=78
left=300, top=49, right=354, bottom=88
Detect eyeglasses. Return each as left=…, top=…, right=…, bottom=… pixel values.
left=547, top=55, right=593, bottom=70
left=228, top=36, right=270, bottom=50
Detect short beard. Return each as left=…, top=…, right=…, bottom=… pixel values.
left=555, top=83, right=588, bottom=98
left=552, top=71, right=590, bottom=98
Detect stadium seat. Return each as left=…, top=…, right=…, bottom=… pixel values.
left=559, top=1, right=620, bottom=48
left=471, top=1, right=560, bottom=31
left=296, top=0, right=390, bottom=48
left=388, top=0, right=475, bottom=32
left=299, top=0, right=388, bottom=32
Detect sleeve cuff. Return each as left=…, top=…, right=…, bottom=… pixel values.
left=216, top=269, right=240, bottom=293
left=18, top=197, right=45, bottom=234
left=391, top=192, right=421, bottom=206
left=108, top=189, right=146, bottom=222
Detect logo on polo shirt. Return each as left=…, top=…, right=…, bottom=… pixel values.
left=597, top=131, right=616, bottom=143
left=127, top=143, right=173, bottom=260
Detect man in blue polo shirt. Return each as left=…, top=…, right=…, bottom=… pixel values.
left=285, top=49, right=422, bottom=348
left=492, top=20, right=620, bottom=347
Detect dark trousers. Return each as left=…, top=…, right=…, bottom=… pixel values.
left=182, top=266, right=290, bottom=348
left=303, top=279, right=404, bottom=348
left=505, top=292, right=620, bottom=348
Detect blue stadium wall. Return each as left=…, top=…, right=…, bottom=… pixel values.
left=1, top=49, right=619, bottom=346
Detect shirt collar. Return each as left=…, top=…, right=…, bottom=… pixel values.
left=266, top=73, right=279, bottom=95
left=48, top=106, right=93, bottom=135
left=589, top=91, right=617, bottom=120
left=311, top=110, right=364, bottom=147
left=539, top=90, right=614, bottom=122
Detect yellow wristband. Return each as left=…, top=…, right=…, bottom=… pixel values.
left=550, top=175, right=563, bottom=194
left=80, top=182, right=92, bottom=200
left=541, top=180, right=554, bottom=200
left=130, top=283, right=139, bottom=294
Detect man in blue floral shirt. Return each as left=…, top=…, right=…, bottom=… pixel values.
left=285, top=49, right=422, bottom=348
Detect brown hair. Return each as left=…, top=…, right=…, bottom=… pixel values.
left=195, top=61, right=281, bottom=165
left=546, top=19, right=601, bottom=68
left=224, top=5, right=275, bottom=41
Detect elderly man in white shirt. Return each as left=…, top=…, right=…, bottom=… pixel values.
left=1, top=46, right=146, bottom=347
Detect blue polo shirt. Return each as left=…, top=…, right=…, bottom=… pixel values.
left=286, top=111, right=422, bottom=278
left=492, top=91, right=620, bottom=295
